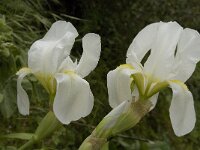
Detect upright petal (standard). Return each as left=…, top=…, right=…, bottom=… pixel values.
left=28, top=21, right=78, bottom=74
left=76, top=33, right=101, bottom=78
left=144, top=22, right=183, bottom=80
left=172, top=29, right=200, bottom=82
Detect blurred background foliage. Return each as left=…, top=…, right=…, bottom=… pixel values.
left=0, top=0, right=200, bottom=149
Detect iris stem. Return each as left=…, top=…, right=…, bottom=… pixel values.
left=18, top=111, right=62, bottom=150
left=79, top=99, right=152, bottom=150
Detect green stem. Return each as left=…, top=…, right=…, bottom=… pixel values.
left=18, top=111, right=62, bottom=150
left=79, top=99, right=152, bottom=150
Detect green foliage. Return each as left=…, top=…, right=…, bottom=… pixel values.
left=0, top=0, right=200, bottom=149
left=0, top=133, right=34, bottom=140
left=0, top=17, right=21, bottom=118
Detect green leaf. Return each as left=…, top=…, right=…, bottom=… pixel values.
left=0, top=79, right=17, bottom=118
left=0, top=133, right=34, bottom=140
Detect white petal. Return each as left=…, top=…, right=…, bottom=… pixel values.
left=76, top=33, right=101, bottom=78
left=107, top=66, right=136, bottom=108
left=28, top=21, right=78, bottom=74
left=149, top=93, right=159, bottom=111
left=169, top=81, right=196, bottom=136
left=126, top=22, right=159, bottom=62
left=171, top=29, right=200, bottom=82
left=126, top=52, right=144, bottom=72
left=16, top=68, right=32, bottom=115
left=53, top=73, right=93, bottom=124
left=58, top=56, right=77, bottom=72
left=43, top=21, right=78, bottom=41
left=144, top=22, right=183, bottom=80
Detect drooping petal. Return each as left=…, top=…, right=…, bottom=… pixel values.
left=107, top=66, right=137, bottom=108
left=16, top=68, right=32, bottom=115
left=28, top=21, right=78, bottom=74
left=53, top=73, right=93, bottom=124
left=171, top=29, right=200, bottom=82
left=169, top=81, right=196, bottom=136
left=76, top=33, right=101, bottom=78
left=144, top=22, right=183, bottom=80
left=126, top=22, right=159, bottom=63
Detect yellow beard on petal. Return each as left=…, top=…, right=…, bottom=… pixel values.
left=119, top=64, right=134, bottom=70
left=170, top=80, right=188, bottom=90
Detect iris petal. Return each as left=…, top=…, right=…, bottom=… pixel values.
left=169, top=81, right=196, bottom=136
left=107, top=66, right=136, bottom=108
left=76, top=33, right=101, bottom=78
left=172, top=29, right=200, bottom=82
left=28, top=21, right=78, bottom=74
left=53, top=73, right=93, bottom=124
left=16, top=68, right=32, bottom=115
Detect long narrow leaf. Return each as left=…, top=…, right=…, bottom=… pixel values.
left=0, top=133, right=34, bottom=140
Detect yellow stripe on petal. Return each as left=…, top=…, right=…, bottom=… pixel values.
left=119, top=64, right=134, bottom=70
left=170, top=80, right=188, bottom=90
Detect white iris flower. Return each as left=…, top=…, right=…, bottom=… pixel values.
left=16, top=21, right=101, bottom=124
left=107, top=21, right=200, bottom=136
